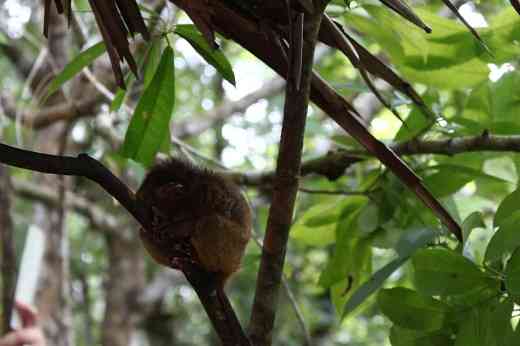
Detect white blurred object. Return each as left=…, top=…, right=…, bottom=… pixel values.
left=10, top=225, right=45, bottom=329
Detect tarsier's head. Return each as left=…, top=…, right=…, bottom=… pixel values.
left=136, top=158, right=252, bottom=280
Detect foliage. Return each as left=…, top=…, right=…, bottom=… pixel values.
left=1, top=1, right=520, bottom=345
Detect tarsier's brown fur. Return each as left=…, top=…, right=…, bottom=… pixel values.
left=136, top=158, right=252, bottom=285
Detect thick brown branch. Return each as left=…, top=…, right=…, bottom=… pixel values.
left=0, top=143, right=143, bottom=226
left=248, top=6, right=324, bottom=345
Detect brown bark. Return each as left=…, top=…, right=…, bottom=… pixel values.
left=249, top=4, right=325, bottom=345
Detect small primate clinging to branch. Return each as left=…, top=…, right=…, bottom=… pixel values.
left=136, top=158, right=253, bottom=345
left=136, top=158, right=251, bottom=284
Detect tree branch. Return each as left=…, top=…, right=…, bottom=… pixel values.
left=393, top=134, right=520, bottom=156
left=0, top=143, right=143, bottom=226
left=202, top=1, right=461, bottom=240
left=231, top=134, right=520, bottom=188
left=0, top=142, right=250, bottom=346
left=248, top=5, right=325, bottom=345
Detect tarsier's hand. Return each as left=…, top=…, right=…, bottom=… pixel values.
left=0, top=302, right=46, bottom=346
left=136, top=158, right=251, bottom=284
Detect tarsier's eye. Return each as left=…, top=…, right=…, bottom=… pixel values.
left=156, top=182, right=185, bottom=199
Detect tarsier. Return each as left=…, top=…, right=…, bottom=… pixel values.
left=136, top=158, right=252, bottom=289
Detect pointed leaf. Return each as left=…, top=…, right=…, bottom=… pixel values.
left=121, top=46, right=175, bottom=166
left=461, top=211, right=485, bottom=243
left=175, top=24, right=236, bottom=86
left=45, top=42, right=106, bottom=101
left=143, top=38, right=163, bottom=89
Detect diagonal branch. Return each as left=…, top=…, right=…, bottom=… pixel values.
left=201, top=0, right=461, bottom=240
left=0, top=143, right=143, bottom=227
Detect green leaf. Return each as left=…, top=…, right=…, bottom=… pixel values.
left=454, top=298, right=514, bottom=346
left=121, top=46, right=175, bottom=167
left=111, top=40, right=160, bottom=112
left=304, top=201, right=343, bottom=227
left=412, top=248, right=487, bottom=296
left=357, top=202, right=379, bottom=235
left=342, top=228, right=436, bottom=317
left=143, top=38, right=163, bottom=90
left=494, top=188, right=520, bottom=228
left=175, top=24, right=236, bottom=86
left=344, top=257, right=407, bottom=318
left=505, top=247, right=520, bottom=303
left=390, top=326, right=454, bottom=346
left=395, top=228, right=438, bottom=258
left=424, top=164, right=508, bottom=198
left=291, top=201, right=340, bottom=246
left=461, top=212, right=486, bottom=243
left=44, top=42, right=106, bottom=101
left=461, top=71, right=520, bottom=135
left=394, top=91, right=436, bottom=142
left=292, top=196, right=367, bottom=247
left=378, top=288, right=447, bottom=332
left=485, top=211, right=520, bottom=264
left=110, top=73, right=137, bottom=113
left=330, top=238, right=372, bottom=316
left=345, top=6, right=490, bottom=89
left=319, top=204, right=368, bottom=288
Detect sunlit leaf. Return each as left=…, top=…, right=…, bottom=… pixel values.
left=45, top=42, right=106, bottom=101
left=175, top=24, right=236, bottom=86
left=143, top=38, right=163, bottom=89
left=485, top=211, right=520, bottom=264
left=461, top=211, right=486, bottom=243
left=494, top=187, right=520, bottom=228
left=121, top=46, right=175, bottom=166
